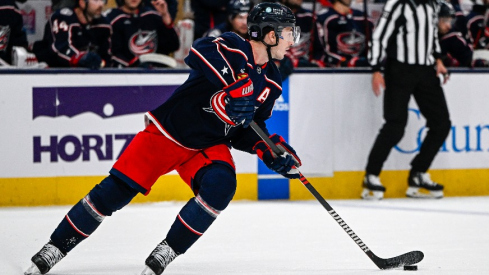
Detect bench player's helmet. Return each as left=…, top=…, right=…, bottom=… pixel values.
left=228, top=0, right=252, bottom=19
left=247, top=2, right=300, bottom=47
left=438, top=1, right=455, bottom=18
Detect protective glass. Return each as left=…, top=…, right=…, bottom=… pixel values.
left=279, top=26, right=301, bottom=44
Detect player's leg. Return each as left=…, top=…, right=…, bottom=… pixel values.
left=26, top=123, right=193, bottom=275
left=408, top=67, right=451, bottom=198
left=25, top=174, right=138, bottom=275
left=142, top=145, right=236, bottom=275
left=363, top=60, right=415, bottom=199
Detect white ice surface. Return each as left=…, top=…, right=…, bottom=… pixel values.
left=1, top=197, right=489, bottom=275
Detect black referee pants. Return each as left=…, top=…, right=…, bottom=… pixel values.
left=366, top=59, right=451, bottom=176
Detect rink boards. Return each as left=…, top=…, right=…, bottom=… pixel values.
left=1, top=69, right=488, bottom=206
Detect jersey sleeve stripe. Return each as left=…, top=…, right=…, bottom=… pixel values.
left=190, top=46, right=228, bottom=86
left=215, top=43, right=236, bottom=82
left=214, top=37, right=248, bottom=61
left=265, top=75, right=282, bottom=90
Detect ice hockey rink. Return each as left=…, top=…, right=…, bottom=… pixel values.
left=1, top=196, right=488, bottom=275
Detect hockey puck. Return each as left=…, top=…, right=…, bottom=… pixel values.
left=404, top=265, right=418, bottom=271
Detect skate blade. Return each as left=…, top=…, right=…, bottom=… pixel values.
left=140, top=265, right=157, bottom=275
left=406, top=187, right=443, bottom=199
left=361, top=188, right=384, bottom=200
left=24, top=263, right=41, bottom=275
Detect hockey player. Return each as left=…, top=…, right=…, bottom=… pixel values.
left=466, top=0, right=489, bottom=49
left=0, top=0, right=28, bottom=65
left=204, top=0, right=252, bottom=39
left=105, top=0, right=180, bottom=67
left=438, top=1, right=489, bottom=67
left=312, top=0, right=373, bottom=67
left=25, top=2, right=301, bottom=275
left=32, top=0, right=111, bottom=69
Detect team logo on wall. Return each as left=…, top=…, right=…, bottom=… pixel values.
left=336, top=31, right=365, bottom=56
left=129, top=30, right=157, bottom=55
left=0, top=25, right=11, bottom=51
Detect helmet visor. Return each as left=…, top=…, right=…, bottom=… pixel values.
left=279, top=26, right=301, bottom=44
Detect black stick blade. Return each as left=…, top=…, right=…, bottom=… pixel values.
left=371, top=251, right=424, bottom=270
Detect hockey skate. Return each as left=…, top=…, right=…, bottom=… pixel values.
left=406, top=172, right=444, bottom=199
left=141, top=240, right=178, bottom=275
left=24, top=242, right=65, bottom=275
left=361, top=174, right=386, bottom=200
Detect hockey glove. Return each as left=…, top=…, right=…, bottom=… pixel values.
left=70, top=51, right=103, bottom=69
left=253, top=134, right=301, bottom=179
left=224, top=73, right=255, bottom=128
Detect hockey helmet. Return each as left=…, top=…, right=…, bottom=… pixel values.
left=439, top=1, right=455, bottom=18
left=228, top=0, right=252, bottom=18
left=247, top=2, right=300, bottom=44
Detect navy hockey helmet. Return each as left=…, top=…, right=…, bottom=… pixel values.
left=247, top=2, right=300, bottom=44
left=228, top=0, right=252, bottom=18
left=439, top=1, right=455, bottom=18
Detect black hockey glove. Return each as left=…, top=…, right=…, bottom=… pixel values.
left=253, top=134, right=301, bottom=179
left=224, top=73, right=255, bottom=128
left=70, top=51, right=103, bottom=69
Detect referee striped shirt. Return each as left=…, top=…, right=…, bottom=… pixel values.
left=369, top=0, right=442, bottom=71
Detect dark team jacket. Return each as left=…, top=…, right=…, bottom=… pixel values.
left=32, top=8, right=111, bottom=67
left=465, top=5, right=489, bottom=49
left=0, top=0, right=28, bottom=64
left=313, top=8, right=373, bottom=67
left=105, top=7, right=180, bottom=67
left=439, top=30, right=472, bottom=67
left=146, top=32, right=283, bottom=153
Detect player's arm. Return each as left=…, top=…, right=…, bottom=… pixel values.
left=185, top=34, right=249, bottom=88
left=48, top=12, right=80, bottom=66
left=153, top=13, right=180, bottom=55
left=8, top=8, right=28, bottom=49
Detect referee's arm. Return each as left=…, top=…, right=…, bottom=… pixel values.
left=369, top=0, right=404, bottom=72
left=369, top=0, right=404, bottom=96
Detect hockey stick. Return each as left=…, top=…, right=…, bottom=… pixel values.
left=249, top=121, right=424, bottom=269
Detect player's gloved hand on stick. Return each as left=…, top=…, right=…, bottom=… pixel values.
left=70, top=51, right=104, bottom=69
left=253, top=134, right=301, bottom=179
left=224, top=73, right=255, bottom=128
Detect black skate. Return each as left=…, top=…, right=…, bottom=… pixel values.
left=24, top=242, right=65, bottom=275
left=361, top=174, right=386, bottom=200
left=406, top=172, right=444, bottom=199
left=141, top=240, right=179, bottom=275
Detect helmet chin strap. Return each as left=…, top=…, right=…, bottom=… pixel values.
left=260, top=31, right=279, bottom=62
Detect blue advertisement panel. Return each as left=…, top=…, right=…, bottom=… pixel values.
left=258, top=79, right=290, bottom=200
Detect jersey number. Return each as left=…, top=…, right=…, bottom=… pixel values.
left=52, top=19, right=69, bottom=34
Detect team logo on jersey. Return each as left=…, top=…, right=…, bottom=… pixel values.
left=129, top=30, right=158, bottom=55
left=203, top=91, right=240, bottom=135
left=0, top=25, right=11, bottom=52
left=336, top=31, right=365, bottom=56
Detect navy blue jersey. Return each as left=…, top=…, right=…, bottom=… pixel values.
left=105, top=7, right=180, bottom=67
left=0, top=0, right=28, bottom=64
left=32, top=7, right=111, bottom=67
left=313, top=8, right=373, bottom=66
left=146, top=32, right=283, bottom=152
left=465, top=5, right=489, bottom=49
left=439, top=30, right=473, bottom=67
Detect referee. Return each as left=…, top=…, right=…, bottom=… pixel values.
left=361, top=0, right=452, bottom=200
